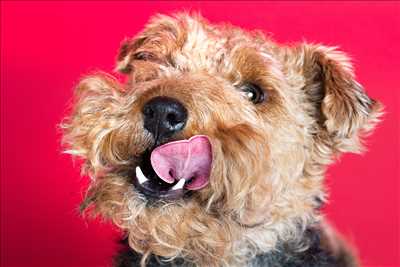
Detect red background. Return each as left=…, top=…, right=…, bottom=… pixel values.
left=1, top=2, right=399, bottom=267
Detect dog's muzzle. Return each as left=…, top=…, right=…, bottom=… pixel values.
left=135, top=96, right=212, bottom=200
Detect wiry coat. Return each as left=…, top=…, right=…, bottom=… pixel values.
left=61, top=13, right=382, bottom=267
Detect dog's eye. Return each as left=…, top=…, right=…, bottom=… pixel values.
left=239, top=83, right=265, bottom=104
left=133, top=51, right=155, bottom=61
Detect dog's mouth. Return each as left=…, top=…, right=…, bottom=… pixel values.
left=133, top=135, right=213, bottom=200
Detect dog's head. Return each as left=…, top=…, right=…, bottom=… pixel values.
left=62, top=14, right=381, bottom=266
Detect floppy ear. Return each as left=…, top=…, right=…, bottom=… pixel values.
left=115, top=14, right=187, bottom=74
left=299, top=44, right=382, bottom=153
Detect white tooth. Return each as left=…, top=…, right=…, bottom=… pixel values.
left=135, top=166, right=148, bottom=184
left=171, top=179, right=185, bottom=190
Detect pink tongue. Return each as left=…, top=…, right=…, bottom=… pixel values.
left=150, top=135, right=212, bottom=190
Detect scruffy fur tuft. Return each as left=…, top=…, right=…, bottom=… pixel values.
left=61, top=13, right=382, bottom=267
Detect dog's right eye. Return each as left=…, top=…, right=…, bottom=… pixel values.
left=133, top=51, right=156, bottom=61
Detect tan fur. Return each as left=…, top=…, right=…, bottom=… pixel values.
left=61, top=13, right=382, bottom=267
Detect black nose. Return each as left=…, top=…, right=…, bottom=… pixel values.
left=142, top=96, right=188, bottom=141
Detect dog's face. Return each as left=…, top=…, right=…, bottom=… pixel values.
left=62, top=14, right=381, bottom=266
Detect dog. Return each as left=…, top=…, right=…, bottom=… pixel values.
left=61, top=13, right=382, bottom=267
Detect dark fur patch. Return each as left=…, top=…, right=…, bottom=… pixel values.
left=114, top=238, right=186, bottom=267
left=114, top=226, right=353, bottom=267
left=250, top=228, right=339, bottom=267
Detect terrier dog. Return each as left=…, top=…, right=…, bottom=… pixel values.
left=62, top=13, right=382, bottom=267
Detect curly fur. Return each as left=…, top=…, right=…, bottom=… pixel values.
left=61, top=13, right=382, bottom=267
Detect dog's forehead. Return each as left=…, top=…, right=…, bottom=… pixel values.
left=141, top=15, right=272, bottom=75
left=175, top=19, right=228, bottom=71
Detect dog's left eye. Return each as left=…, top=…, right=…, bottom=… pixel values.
left=239, top=83, right=265, bottom=104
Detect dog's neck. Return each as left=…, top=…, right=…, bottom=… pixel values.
left=114, top=225, right=348, bottom=267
